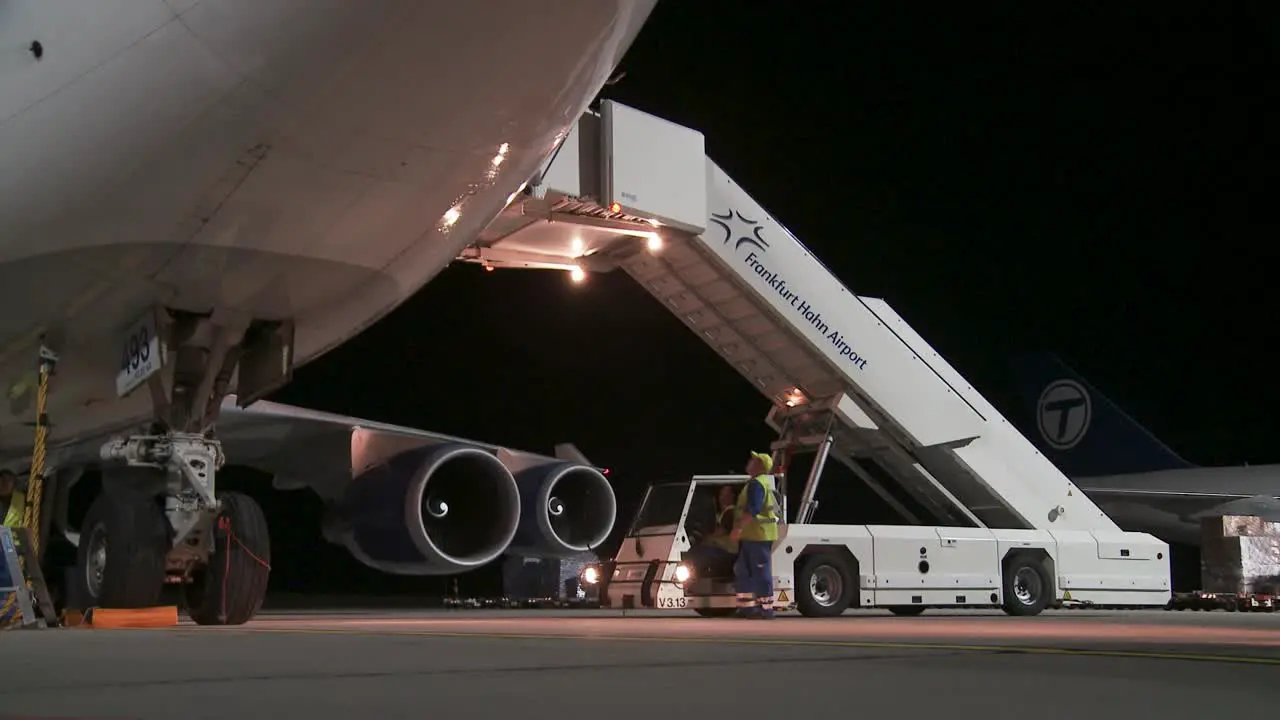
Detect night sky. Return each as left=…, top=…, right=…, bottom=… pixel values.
left=242, top=5, right=1276, bottom=598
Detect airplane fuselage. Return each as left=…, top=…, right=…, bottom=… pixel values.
left=0, top=0, right=656, bottom=461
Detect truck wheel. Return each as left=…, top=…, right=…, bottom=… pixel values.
left=76, top=492, right=169, bottom=609
left=184, top=492, right=271, bottom=626
left=1001, top=555, right=1052, bottom=616
left=796, top=552, right=854, bottom=618
left=693, top=607, right=736, bottom=618
left=888, top=606, right=925, bottom=616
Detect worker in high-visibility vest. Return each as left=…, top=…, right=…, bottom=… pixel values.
left=0, top=470, right=22, bottom=529
left=730, top=451, right=780, bottom=619
left=687, top=485, right=740, bottom=577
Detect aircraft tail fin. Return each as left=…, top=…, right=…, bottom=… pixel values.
left=1009, top=353, right=1194, bottom=477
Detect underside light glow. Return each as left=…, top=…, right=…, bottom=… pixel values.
left=483, top=264, right=495, bottom=272
left=570, top=236, right=584, bottom=256
left=440, top=205, right=462, bottom=228
left=645, top=233, right=663, bottom=252
left=569, top=266, right=586, bottom=283
left=492, top=141, right=510, bottom=167
left=581, top=565, right=600, bottom=585
left=783, top=387, right=807, bottom=408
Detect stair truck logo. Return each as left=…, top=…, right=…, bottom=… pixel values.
left=709, top=210, right=770, bottom=253
left=708, top=210, right=868, bottom=370
left=1036, top=379, right=1092, bottom=450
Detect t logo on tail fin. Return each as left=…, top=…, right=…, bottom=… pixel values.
left=1036, top=379, right=1092, bottom=450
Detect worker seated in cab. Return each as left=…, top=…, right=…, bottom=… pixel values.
left=685, top=485, right=740, bottom=579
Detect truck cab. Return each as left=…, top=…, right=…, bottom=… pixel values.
left=580, top=475, right=777, bottom=617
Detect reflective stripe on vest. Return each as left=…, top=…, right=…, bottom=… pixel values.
left=736, top=475, right=780, bottom=542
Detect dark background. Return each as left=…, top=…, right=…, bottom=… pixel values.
left=243, top=4, right=1275, bottom=597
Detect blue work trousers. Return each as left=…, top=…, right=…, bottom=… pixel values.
left=733, top=540, right=774, bottom=598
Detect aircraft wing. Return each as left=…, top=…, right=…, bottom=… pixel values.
left=219, top=397, right=596, bottom=499
left=39, top=396, right=587, bottom=502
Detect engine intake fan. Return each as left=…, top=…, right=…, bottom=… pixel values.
left=510, top=462, right=616, bottom=558
left=338, top=443, right=520, bottom=574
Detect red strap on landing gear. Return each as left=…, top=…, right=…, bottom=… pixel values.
left=216, top=515, right=271, bottom=623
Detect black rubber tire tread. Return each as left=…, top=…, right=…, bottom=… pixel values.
left=76, top=493, right=168, bottom=609
left=888, top=605, right=926, bottom=616
left=185, top=492, right=271, bottom=626
left=795, top=552, right=855, bottom=618
left=1001, top=554, right=1053, bottom=617
left=693, top=607, right=736, bottom=618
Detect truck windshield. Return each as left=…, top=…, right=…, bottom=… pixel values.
left=629, top=482, right=693, bottom=536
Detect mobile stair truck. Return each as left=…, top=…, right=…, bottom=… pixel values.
left=460, top=100, right=1173, bottom=618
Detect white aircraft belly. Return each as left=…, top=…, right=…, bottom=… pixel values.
left=0, top=0, right=656, bottom=457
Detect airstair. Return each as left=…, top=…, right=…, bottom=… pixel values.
left=465, top=100, right=1133, bottom=544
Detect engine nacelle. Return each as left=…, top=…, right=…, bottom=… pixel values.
left=336, top=443, right=520, bottom=575
left=509, top=462, right=617, bottom=558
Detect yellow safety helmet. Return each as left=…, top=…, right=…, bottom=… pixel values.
left=749, top=451, right=774, bottom=474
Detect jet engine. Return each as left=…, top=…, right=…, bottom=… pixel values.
left=337, top=443, right=521, bottom=574
left=509, top=462, right=617, bottom=558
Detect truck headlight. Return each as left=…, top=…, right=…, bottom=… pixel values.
left=673, top=564, right=691, bottom=584
left=581, top=565, right=600, bottom=585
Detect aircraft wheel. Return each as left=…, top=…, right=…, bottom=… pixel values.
left=185, top=492, right=271, bottom=626
left=76, top=492, right=169, bottom=609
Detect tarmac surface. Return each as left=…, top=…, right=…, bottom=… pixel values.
left=2, top=608, right=1279, bottom=719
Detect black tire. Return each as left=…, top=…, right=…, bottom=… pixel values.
left=184, top=492, right=271, bottom=626
left=796, top=552, right=855, bottom=618
left=693, top=607, right=736, bottom=618
left=76, top=492, right=169, bottom=609
left=1001, top=554, right=1052, bottom=616
left=888, top=605, right=925, bottom=616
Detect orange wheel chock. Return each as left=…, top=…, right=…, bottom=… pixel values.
left=79, top=605, right=179, bottom=629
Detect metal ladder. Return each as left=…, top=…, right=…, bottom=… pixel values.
left=1, top=526, right=58, bottom=629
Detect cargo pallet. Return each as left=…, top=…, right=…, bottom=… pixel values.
left=1164, top=591, right=1276, bottom=613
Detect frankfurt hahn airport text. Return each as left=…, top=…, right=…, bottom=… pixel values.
left=744, top=252, right=868, bottom=371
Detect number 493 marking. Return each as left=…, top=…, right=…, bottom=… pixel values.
left=115, top=311, right=164, bottom=398
left=658, top=595, right=687, bottom=609
left=119, top=324, right=151, bottom=373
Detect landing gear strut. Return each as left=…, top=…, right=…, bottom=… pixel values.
left=78, top=309, right=293, bottom=625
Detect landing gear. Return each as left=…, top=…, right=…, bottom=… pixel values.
left=75, top=309, right=294, bottom=623
left=184, top=491, right=271, bottom=625
left=76, top=490, right=168, bottom=608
